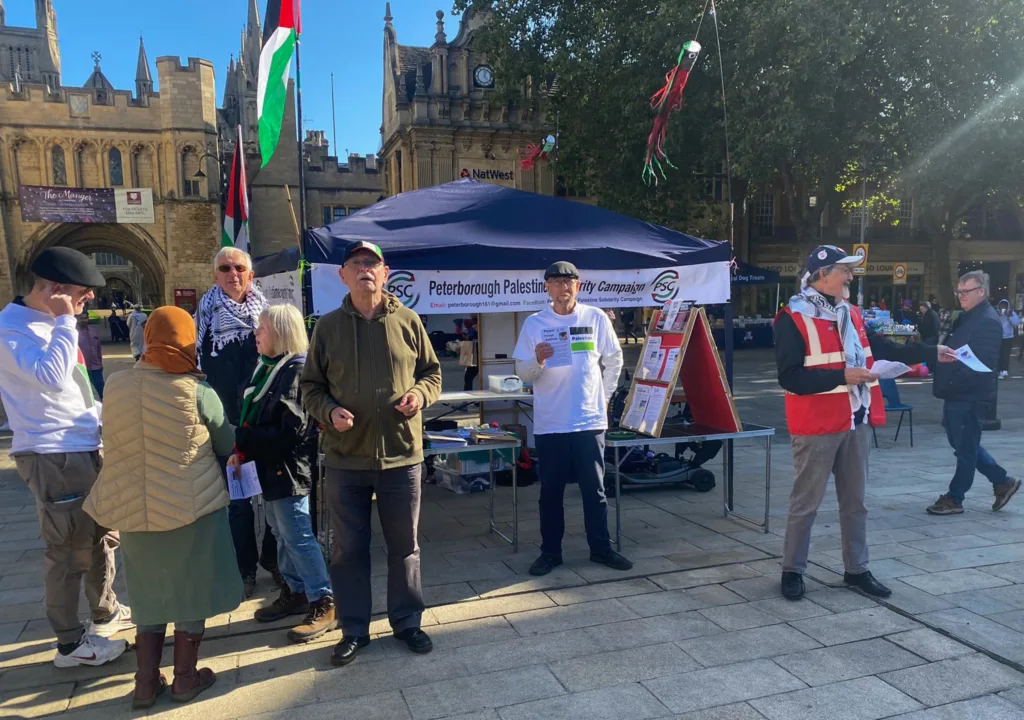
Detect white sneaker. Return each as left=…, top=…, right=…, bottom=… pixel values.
left=1000, top=371, right=1009, bottom=379
left=88, top=604, right=134, bottom=638
left=53, top=634, right=128, bottom=668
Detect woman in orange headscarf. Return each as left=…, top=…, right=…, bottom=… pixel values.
left=84, top=307, right=242, bottom=708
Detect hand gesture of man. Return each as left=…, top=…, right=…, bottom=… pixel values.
left=330, top=407, right=354, bottom=432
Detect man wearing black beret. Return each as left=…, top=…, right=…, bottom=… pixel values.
left=0, top=247, right=132, bottom=667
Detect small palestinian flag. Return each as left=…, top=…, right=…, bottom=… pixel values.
left=222, top=125, right=250, bottom=251
left=258, top=0, right=301, bottom=168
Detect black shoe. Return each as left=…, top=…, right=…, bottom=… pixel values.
left=529, top=554, right=563, bottom=576
left=781, top=572, right=805, bottom=600
left=253, top=587, right=309, bottom=623
left=590, top=550, right=634, bottom=571
left=330, top=636, right=370, bottom=667
left=844, top=571, right=891, bottom=598
left=393, top=628, right=433, bottom=654
left=243, top=575, right=257, bottom=599
left=270, top=568, right=286, bottom=590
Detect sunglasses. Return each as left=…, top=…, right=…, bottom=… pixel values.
left=217, top=264, right=248, bottom=274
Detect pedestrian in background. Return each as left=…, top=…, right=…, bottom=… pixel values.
left=997, top=299, right=1019, bottom=379
left=0, top=248, right=132, bottom=668
left=85, top=306, right=242, bottom=707
left=127, top=305, right=148, bottom=362
left=195, top=247, right=279, bottom=597
left=301, top=240, right=442, bottom=667
left=928, top=272, right=1021, bottom=515
left=77, top=313, right=105, bottom=400
left=460, top=317, right=479, bottom=391
left=231, top=304, right=335, bottom=645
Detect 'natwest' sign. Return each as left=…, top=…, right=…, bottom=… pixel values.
left=459, top=167, right=514, bottom=184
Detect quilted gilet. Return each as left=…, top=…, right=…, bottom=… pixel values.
left=84, top=364, right=229, bottom=532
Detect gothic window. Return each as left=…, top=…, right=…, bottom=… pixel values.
left=51, top=146, right=67, bottom=185
left=24, top=48, right=31, bottom=75
left=181, top=149, right=201, bottom=197
left=109, top=148, right=124, bottom=186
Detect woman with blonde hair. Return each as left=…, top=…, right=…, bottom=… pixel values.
left=229, top=304, right=334, bottom=643
left=84, top=306, right=242, bottom=708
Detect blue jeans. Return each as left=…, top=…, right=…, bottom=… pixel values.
left=88, top=369, right=105, bottom=400
left=264, top=495, right=331, bottom=602
left=944, top=400, right=1008, bottom=503
left=535, top=430, right=612, bottom=557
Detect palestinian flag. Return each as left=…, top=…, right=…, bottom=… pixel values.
left=222, top=125, right=249, bottom=251
left=258, top=0, right=300, bottom=168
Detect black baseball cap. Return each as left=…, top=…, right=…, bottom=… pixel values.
left=806, top=245, right=864, bottom=274
left=343, top=241, right=384, bottom=264
left=544, top=261, right=579, bottom=280
left=30, top=247, right=106, bottom=288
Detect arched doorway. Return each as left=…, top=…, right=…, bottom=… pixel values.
left=15, top=223, right=166, bottom=307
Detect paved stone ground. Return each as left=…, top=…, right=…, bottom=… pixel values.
left=6, top=344, right=1024, bottom=718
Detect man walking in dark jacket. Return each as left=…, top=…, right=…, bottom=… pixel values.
left=927, top=271, right=1021, bottom=515
left=918, top=302, right=940, bottom=345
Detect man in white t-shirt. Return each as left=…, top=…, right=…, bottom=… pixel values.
left=513, top=261, right=632, bottom=576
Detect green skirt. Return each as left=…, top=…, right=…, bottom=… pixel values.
left=121, top=508, right=244, bottom=626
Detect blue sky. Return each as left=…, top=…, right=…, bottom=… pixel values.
left=6, top=0, right=447, bottom=154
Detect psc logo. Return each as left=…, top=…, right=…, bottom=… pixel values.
left=387, top=270, right=419, bottom=308
left=650, top=270, right=680, bottom=303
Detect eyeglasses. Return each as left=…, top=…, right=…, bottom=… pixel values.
left=547, top=277, right=577, bottom=286
left=955, top=286, right=983, bottom=297
left=345, top=259, right=383, bottom=269
left=217, top=264, right=248, bottom=274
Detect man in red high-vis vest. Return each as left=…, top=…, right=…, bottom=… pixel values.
left=774, top=246, right=950, bottom=601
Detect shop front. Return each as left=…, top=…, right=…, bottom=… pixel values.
left=759, top=260, right=925, bottom=311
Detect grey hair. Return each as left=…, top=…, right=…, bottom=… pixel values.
left=804, top=263, right=837, bottom=286
left=958, top=270, right=990, bottom=297
left=213, top=246, right=253, bottom=272
left=259, top=304, right=309, bottom=356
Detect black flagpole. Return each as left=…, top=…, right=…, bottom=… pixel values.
left=294, top=0, right=311, bottom=322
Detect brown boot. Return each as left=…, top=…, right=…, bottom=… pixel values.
left=169, top=631, right=215, bottom=703
left=287, top=595, right=336, bottom=644
left=132, top=631, right=167, bottom=709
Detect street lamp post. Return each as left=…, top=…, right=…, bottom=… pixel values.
left=193, top=152, right=226, bottom=201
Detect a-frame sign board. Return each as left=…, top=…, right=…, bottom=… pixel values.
left=619, top=304, right=742, bottom=437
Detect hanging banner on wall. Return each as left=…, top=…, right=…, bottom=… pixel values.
left=307, top=262, right=729, bottom=315
left=19, top=185, right=155, bottom=224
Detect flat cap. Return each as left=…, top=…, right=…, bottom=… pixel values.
left=30, top=247, right=106, bottom=288
left=544, top=261, right=579, bottom=280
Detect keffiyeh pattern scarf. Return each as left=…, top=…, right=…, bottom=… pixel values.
left=788, top=285, right=871, bottom=416
left=196, top=285, right=267, bottom=364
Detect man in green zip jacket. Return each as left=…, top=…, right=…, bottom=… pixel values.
left=300, top=241, right=442, bottom=668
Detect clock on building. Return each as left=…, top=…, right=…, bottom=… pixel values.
left=473, top=65, right=494, bottom=88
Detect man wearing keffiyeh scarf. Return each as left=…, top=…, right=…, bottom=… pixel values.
left=773, top=246, right=948, bottom=603
left=195, top=247, right=278, bottom=599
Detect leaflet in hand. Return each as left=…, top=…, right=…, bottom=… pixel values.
left=870, top=360, right=912, bottom=380
left=541, top=326, right=573, bottom=368
left=228, top=462, right=262, bottom=500
left=954, top=345, right=992, bottom=372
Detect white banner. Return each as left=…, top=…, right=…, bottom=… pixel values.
left=307, top=262, right=729, bottom=315
left=254, top=270, right=302, bottom=312
left=114, top=189, right=154, bottom=224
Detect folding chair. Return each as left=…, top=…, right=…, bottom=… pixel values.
left=872, top=378, right=913, bottom=447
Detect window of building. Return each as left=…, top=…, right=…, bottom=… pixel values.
left=849, top=204, right=867, bottom=240
left=51, top=146, right=67, bottom=186
left=323, top=206, right=346, bottom=225
left=94, top=252, right=128, bottom=267
left=181, top=149, right=200, bottom=197
left=897, top=197, right=913, bottom=237
left=703, top=177, right=729, bottom=202
left=109, top=148, right=123, bottom=186
left=754, top=193, right=774, bottom=237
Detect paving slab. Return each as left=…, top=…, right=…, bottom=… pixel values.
left=544, top=577, right=661, bottom=605
left=697, top=602, right=785, bottom=631
left=242, top=690, right=412, bottom=720
left=642, top=659, right=806, bottom=713
left=313, top=653, right=468, bottom=702
left=899, top=568, right=1011, bottom=595
left=650, top=564, right=762, bottom=590
left=745, top=596, right=832, bottom=621
left=586, top=611, right=722, bottom=651
left=888, top=696, right=1024, bottom=720
left=497, top=682, right=670, bottom=720
left=405, top=664, right=565, bottom=720
left=750, top=676, right=922, bottom=720
left=453, top=629, right=600, bottom=674
left=801, top=588, right=878, bottom=613
left=678, top=623, right=821, bottom=668
left=880, top=653, right=1024, bottom=706
left=617, top=584, right=745, bottom=617
left=506, top=598, right=638, bottom=636
left=677, top=703, right=769, bottom=720
left=916, top=608, right=1024, bottom=664
left=886, top=629, right=977, bottom=662
left=549, top=641, right=700, bottom=692
left=790, top=606, right=921, bottom=646
left=0, top=682, right=74, bottom=718
left=773, top=638, right=926, bottom=686
left=882, top=579, right=959, bottom=615
left=429, top=592, right=554, bottom=624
